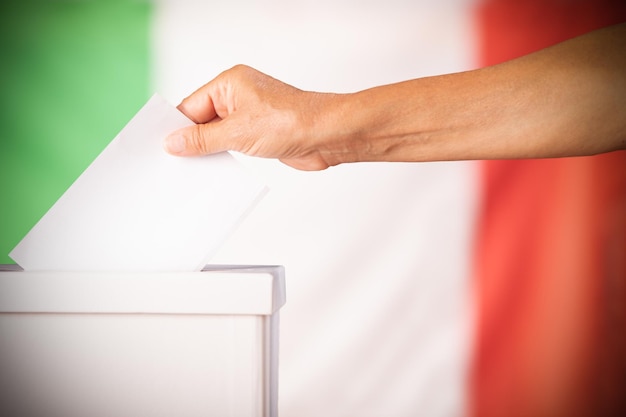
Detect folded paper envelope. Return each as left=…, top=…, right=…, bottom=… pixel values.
left=10, top=94, right=267, bottom=271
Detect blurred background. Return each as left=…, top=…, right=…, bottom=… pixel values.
left=1, top=1, right=624, bottom=416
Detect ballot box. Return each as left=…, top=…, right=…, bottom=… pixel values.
left=0, top=264, right=285, bottom=417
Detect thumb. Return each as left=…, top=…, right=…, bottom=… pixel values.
left=163, top=124, right=226, bottom=156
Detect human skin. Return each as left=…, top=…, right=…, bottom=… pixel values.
left=164, top=23, right=626, bottom=171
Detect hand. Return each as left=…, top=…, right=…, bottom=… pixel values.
left=164, top=65, right=340, bottom=171
left=165, top=24, right=626, bottom=169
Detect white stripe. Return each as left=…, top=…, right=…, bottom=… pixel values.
left=152, top=1, right=479, bottom=416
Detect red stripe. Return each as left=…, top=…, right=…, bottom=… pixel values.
left=472, top=1, right=626, bottom=416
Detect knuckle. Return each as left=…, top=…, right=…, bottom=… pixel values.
left=188, top=124, right=210, bottom=154
left=230, top=64, right=252, bottom=76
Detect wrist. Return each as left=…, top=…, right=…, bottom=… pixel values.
left=312, top=83, right=434, bottom=164
left=298, top=92, right=358, bottom=167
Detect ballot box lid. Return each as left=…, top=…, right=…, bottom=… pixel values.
left=0, top=264, right=285, bottom=315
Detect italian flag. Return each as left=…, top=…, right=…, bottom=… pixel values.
left=1, top=1, right=624, bottom=416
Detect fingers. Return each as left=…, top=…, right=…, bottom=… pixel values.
left=165, top=76, right=229, bottom=156
left=164, top=123, right=228, bottom=156
left=176, top=65, right=245, bottom=123
left=177, top=88, right=218, bottom=124
left=165, top=68, right=236, bottom=156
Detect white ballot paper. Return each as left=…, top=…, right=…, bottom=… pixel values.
left=10, top=94, right=267, bottom=271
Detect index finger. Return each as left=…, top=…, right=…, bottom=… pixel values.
left=177, top=82, right=219, bottom=124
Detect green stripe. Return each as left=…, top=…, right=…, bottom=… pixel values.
left=0, top=1, right=151, bottom=264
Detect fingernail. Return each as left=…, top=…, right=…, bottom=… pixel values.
left=164, top=133, right=186, bottom=154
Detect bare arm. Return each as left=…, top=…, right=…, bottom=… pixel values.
left=165, top=23, right=626, bottom=170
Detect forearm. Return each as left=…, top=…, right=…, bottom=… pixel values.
left=167, top=24, right=625, bottom=170
left=313, top=23, right=626, bottom=165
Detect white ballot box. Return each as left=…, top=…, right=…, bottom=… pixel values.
left=0, top=264, right=285, bottom=417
